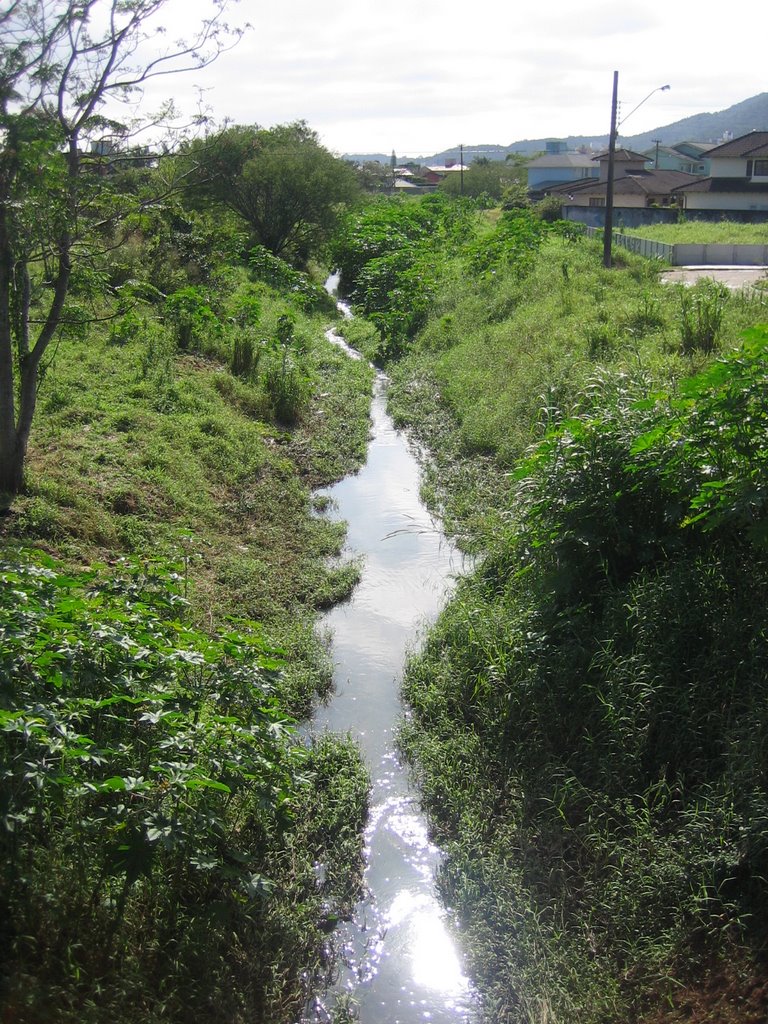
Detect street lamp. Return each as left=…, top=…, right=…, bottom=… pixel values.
left=620, top=84, right=671, bottom=128
left=603, top=75, right=671, bottom=268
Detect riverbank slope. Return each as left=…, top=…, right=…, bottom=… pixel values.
left=0, top=254, right=374, bottom=1022
left=332, top=197, right=768, bottom=1023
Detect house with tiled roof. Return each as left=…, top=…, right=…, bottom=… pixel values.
left=671, top=131, right=768, bottom=213
left=544, top=149, right=698, bottom=211
left=675, top=141, right=714, bottom=164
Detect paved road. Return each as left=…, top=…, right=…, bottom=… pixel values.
left=661, top=266, right=768, bottom=289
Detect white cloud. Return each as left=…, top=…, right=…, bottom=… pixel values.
left=128, top=0, right=768, bottom=154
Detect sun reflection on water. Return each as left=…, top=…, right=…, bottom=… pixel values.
left=387, top=891, right=470, bottom=998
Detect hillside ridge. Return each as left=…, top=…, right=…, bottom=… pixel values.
left=344, top=91, right=768, bottom=164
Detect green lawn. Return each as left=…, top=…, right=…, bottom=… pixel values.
left=630, top=221, right=768, bottom=244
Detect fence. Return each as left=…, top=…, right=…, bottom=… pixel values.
left=582, top=227, right=768, bottom=266
left=583, top=226, right=673, bottom=261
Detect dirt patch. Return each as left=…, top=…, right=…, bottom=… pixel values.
left=638, top=951, right=768, bottom=1024
left=661, top=266, right=768, bottom=289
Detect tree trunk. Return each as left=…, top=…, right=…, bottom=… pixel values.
left=0, top=201, right=20, bottom=500
left=0, top=430, right=27, bottom=500
left=0, top=240, right=69, bottom=498
left=5, top=356, right=40, bottom=496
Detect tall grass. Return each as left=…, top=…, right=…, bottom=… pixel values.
left=375, top=201, right=768, bottom=1020
left=402, top=356, right=768, bottom=1019
left=387, top=229, right=765, bottom=550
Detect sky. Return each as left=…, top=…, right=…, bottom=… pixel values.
left=136, top=0, right=767, bottom=158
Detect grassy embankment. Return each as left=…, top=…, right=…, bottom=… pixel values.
left=629, top=221, right=768, bottom=244
left=386, top=212, right=767, bottom=547
left=8, top=264, right=372, bottom=704
left=333, top=196, right=768, bottom=1023
left=0, top=244, right=374, bottom=1022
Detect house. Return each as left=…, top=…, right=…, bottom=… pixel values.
left=392, top=166, right=439, bottom=193
left=393, top=178, right=437, bottom=193
left=641, top=142, right=711, bottom=175
left=674, top=141, right=713, bottom=170
left=672, top=131, right=768, bottom=213
left=527, top=152, right=600, bottom=192
left=422, top=167, right=449, bottom=184
left=545, top=149, right=698, bottom=210
left=425, top=163, right=468, bottom=182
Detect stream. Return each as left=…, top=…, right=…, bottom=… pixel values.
left=303, top=287, right=477, bottom=1023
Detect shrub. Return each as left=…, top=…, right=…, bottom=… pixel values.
left=403, top=333, right=768, bottom=1019
left=534, top=194, right=565, bottom=223
left=108, top=308, right=145, bottom=347
left=677, top=278, right=728, bottom=353
left=633, top=324, right=768, bottom=541
left=164, top=286, right=220, bottom=351
left=227, top=285, right=262, bottom=328
left=248, top=246, right=329, bottom=311
left=263, top=358, right=309, bottom=424
left=0, top=553, right=304, bottom=1019
left=462, top=209, right=548, bottom=280
left=231, top=333, right=259, bottom=378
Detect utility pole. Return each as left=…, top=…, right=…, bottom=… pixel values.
left=653, top=139, right=661, bottom=168
left=460, top=143, right=464, bottom=196
left=603, top=80, right=670, bottom=268
left=603, top=71, right=619, bottom=269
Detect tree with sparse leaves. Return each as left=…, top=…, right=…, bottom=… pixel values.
left=0, top=0, right=242, bottom=497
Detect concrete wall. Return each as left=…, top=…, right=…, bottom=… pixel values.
left=673, top=244, right=768, bottom=266
left=583, top=226, right=673, bottom=261
left=581, top=227, right=768, bottom=266
left=685, top=192, right=768, bottom=212
left=564, top=206, right=768, bottom=230
left=563, top=206, right=678, bottom=229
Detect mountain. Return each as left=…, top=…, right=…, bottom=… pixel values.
left=343, top=93, right=768, bottom=165
left=621, top=92, right=768, bottom=151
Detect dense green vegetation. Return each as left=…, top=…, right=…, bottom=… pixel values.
left=182, top=122, right=360, bottom=261
left=0, top=192, right=373, bottom=1016
left=0, top=9, right=374, bottom=1012
left=0, top=198, right=373, bottom=1017
left=1, top=555, right=367, bottom=1023
left=437, top=155, right=529, bottom=202
left=4, top=8, right=768, bottom=1017
left=331, top=196, right=768, bottom=1022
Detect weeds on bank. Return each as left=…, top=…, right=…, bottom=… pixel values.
left=386, top=231, right=766, bottom=549
left=0, top=554, right=369, bottom=1023
left=1, top=238, right=374, bottom=1020
left=678, top=279, right=728, bottom=354
left=401, top=328, right=768, bottom=1021
left=341, top=194, right=768, bottom=1020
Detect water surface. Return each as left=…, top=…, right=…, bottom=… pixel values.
left=306, top=319, right=476, bottom=1023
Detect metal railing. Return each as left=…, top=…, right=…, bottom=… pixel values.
left=583, top=226, right=673, bottom=262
